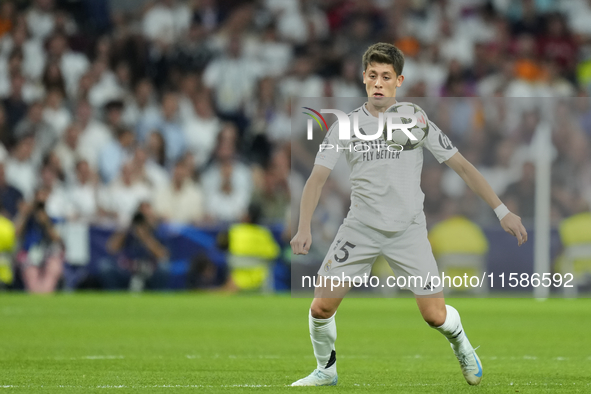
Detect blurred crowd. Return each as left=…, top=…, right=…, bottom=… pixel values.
left=0, top=0, right=590, bottom=290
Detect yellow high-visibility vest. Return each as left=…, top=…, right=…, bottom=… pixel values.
left=428, top=216, right=489, bottom=258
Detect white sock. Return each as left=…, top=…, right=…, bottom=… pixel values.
left=309, top=309, right=337, bottom=372
left=433, top=305, right=472, bottom=353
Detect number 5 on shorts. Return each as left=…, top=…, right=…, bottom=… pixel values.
left=334, top=242, right=356, bottom=263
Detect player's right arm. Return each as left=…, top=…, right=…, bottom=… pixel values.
left=290, top=164, right=332, bottom=255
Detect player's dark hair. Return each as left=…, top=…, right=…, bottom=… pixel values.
left=362, top=43, right=405, bottom=77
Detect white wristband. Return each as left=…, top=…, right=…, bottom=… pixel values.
left=494, top=203, right=510, bottom=221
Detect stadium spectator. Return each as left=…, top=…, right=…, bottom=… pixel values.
left=88, top=58, right=123, bottom=110
left=122, top=78, right=159, bottom=129
left=76, top=100, right=113, bottom=170
left=280, top=56, right=323, bottom=101
left=5, top=135, right=36, bottom=201
left=97, top=161, right=151, bottom=226
left=45, top=32, right=89, bottom=98
left=169, top=20, right=215, bottom=74
left=0, top=161, right=23, bottom=219
left=42, top=88, right=71, bottom=137
left=177, top=72, right=200, bottom=122
left=41, top=61, right=66, bottom=96
left=52, top=122, right=84, bottom=183
left=142, top=0, right=191, bottom=47
left=251, top=147, right=290, bottom=224
left=14, top=100, right=58, bottom=167
left=153, top=160, right=204, bottom=225
left=0, top=1, right=14, bottom=38
left=129, top=146, right=169, bottom=190
left=68, top=160, right=98, bottom=222
left=2, top=73, right=28, bottom=132
left=203, top=34, right=262, bottom=133
left=202, top=123, right=252, bottom=223
left=38, top=164, right=69, bottom=219
left=26, top=0, right=57, bottom=41
left=183, top=92, right=221, bottom=169
left=137, top=90, right=186, bottom=166
left=103, top=100, right=126, bottom=133
left=0, top=21, right=46, bottom=84
left=144, top=131, right=167, bottom=169
left=0, top=105, right=11, bottom=150
left=98, top=127, right=135, bottom=184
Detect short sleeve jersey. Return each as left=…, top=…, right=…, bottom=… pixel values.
left=314, top=102, right=458, bottom=232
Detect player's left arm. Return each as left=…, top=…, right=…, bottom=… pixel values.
left=444, top=151, right=528, bottom=246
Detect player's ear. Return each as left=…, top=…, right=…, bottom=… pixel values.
left=362, top=70, right=366, bottom=84
left=396, top=74, right=404, bottom=87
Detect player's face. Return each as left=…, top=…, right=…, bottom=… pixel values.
left=363, top=63, right=404, bottom=108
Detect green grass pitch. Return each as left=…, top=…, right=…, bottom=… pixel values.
left=1, top=293, right=590, bottom=393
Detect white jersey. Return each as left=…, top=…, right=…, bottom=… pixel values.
left=315, top=102, right=458, bottom=232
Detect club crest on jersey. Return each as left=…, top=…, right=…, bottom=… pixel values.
left=324, top=260, right=332, bottom=272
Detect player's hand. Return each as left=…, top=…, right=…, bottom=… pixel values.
left=500, top=212, right=528, bottom=246
left=291, top=230, right=312, bottom=255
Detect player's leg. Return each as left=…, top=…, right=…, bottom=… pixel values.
left=382, top=213, right=482, bottom=385
left=292, top=216, right=379, bottom=387
left=291, top=281, right=349, bottom=387
left=416, top=295, right=482, bottom=385
left=310, top=282, right=348, bottom=365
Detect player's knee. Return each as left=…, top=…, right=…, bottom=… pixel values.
left=310, top=303, right=336, bottom=319
left=422, top=309, right=446, bottom=327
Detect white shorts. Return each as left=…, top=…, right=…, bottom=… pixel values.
left=317, top=212, right=442, bottom=296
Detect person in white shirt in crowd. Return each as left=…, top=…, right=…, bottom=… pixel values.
left=183, top=92, right=221, bottom=170
left=254, top=23, right=293, bottom=78
left=97, top=160, right=151, bottom=227
left=51, top=122, right=84, bottom=183
left=5, top=134, right=36, bottom=201
left=14, top=101, right=58, bottom=168
left=42, top=87, right=71, bottom=137
left=68, top=159, right=98, bottom=222
left=153, top=159, right=204, bottom=225
left=266, top=0, right=329, bottom=45
left=129, top=146, right=169, bottom=190
left=98, top=127, right=135, bottom=184
left=203, top=33, right=262, bottom=131
left=0, top=49, right=44, bottom=103
left=38, top=163, right=70, bottom=219
left=136, top=90, right=186, bottom=167
left=25, top=0, right=56, bottom=41
left=201, top=123, right=252, bottom=223
left=122, top=78, right=160, bottom=129
left=0, top=19, right=45, bottom=82
left=88, top=58, right=124, bottom=110
left=75, top=100, right=113, bottom=171
left=142, top=0, right=192, bottom=47
left=280, top=56, right=324, bottom=101
left=45, top=32, right=89, bottom=99
left=177, top=72, right=199, bottom=123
